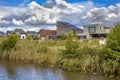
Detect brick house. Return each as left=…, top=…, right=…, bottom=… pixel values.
left=39, top=29, right=57, bottom=40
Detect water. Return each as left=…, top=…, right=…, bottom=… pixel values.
left=0, top=60, right=116, bottom=80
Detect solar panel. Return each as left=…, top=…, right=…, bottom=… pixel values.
left=59, top=21, right=81, bottom=30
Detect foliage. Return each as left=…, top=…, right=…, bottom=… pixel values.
left=26, top=35, right=32, bottom=41
left=63, top=33, right=80, bottom=58
left=37, top=45, right=48, bottom=53
left=60, top=33, right=67, bottom=40
left=1, top=34, right=19, bottom=52
left=107, top=24, right=120, bottom=52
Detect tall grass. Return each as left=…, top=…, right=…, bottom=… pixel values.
left=0, top=39, right=120, bottom=78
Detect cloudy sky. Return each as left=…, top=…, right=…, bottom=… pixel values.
left=0, top=0, right=120, bottom=32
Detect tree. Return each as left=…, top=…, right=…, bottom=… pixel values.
left=103, top=24, right=120, bottom=67
left=107, top=24, right=120, bottom=52
left=1, top=34, right=19, bottom=53
left=63, top=33, right=80, bottom=58
left=26, top=35, right=32, bottom=41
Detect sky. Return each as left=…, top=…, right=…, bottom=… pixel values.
left=0, top=0, right=120, bottom=32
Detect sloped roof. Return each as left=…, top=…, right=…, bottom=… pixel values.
left=0, top=31, right=5, bottom=35
left=27, top=31, right=36, bottom=34
left=14, top=29, right=25, bottom=34
left=58, top=21, right=82, bottom=30
left=6, top=30, right=13, bottom=34
left=40, top=29, right=57, bottom=37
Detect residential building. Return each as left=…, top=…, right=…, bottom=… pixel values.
left=6, top=30, right=13, bottom=35
left=78, top=24, right=112, bottom=39
left=39, top=29, right=57, bottom=40
left=0, top=31, right=6, bottom=38
left=57, top=21, right=83, bottom=37
left=13, top=29, right=26, bottom=39
left=26, top=31, right=38, bottom=37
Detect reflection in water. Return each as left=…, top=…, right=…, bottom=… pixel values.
left=15, top=66, right=64, bottom=80
left=0, top=60, right=116, bottom=80
left=0, top=65, right=9, bottom=80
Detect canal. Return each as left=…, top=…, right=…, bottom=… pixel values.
left=0, top=60, right=116, bottom=80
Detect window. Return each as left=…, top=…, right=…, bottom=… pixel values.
left=89, top=27, right=96, bottom=33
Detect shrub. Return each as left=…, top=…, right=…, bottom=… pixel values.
left=26, top=35, right=32, bottom=41
left=1, top=34, right=19, bottom=52
left=63, top=33, right=80, bottom=58
left=107, top=24, right=120, bottom=52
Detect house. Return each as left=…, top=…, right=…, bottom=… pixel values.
left=6, top=30, right=13, bottom=35
left=57, top=21, right=83, bottom=37
left=26, top=31, right=38, bottom=37
left=78, top=24, right=112, bottom=39
left=0, top=31, right=6, bottom=38
left=13, top=29, right=26, bottom=39
left=39, top=29, right=57, bottom=40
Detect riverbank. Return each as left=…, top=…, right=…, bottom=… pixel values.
left=0, top=39, right=120, bottom=79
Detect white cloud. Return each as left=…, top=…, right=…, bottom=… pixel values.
left=12, top=19, right=24, bottom=26
left=0, top=19, right=10, bottom=24
left=0, top=0, right=120, bottom=31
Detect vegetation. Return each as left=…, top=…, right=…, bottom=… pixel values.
left=63, top=33, right=80, bottom=58
left=107, top=24, right=120, bottom=52
left=100, top=24, right=120, bottom=77
left=0, top=34, right=18, bottom=54
left=0, top=24, right=120, bottom=78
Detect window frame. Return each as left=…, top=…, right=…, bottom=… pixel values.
left=89, top=27, right=96, bottom=33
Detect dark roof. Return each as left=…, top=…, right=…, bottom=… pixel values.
left=0, top=31, right=5, bottom=35
left=40, top=29, right=57, bottom=37
left=14, top=29, right=25, bottom=34
left=58, top=21, right=82, bottom=30
left=6, top=30, right=13, bottom=34
left=27, top=31, right=36, bottom=34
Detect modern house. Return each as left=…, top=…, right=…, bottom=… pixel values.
left=13, top=29, right=26, bottom=39
left=39, top=29, right=57, bottom=40
left=78, top=24, right=112, bottom=39
left=57, top=21, right=83, bottom=37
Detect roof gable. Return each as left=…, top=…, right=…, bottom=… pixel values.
left=14, top=29, right=25, bottom=34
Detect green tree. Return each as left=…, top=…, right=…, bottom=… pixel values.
left=26, top=35, right=32, bottom=41
left=60, top=33, right=67, bottom=40
left=101, top=24, right=120, bottom=76
left=1, top=34, right=19, bottom=53
left=107, top=24, right=120, bottom=52
left=63, top=33, right=80, bottom=58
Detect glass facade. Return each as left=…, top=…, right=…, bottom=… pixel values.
left=89, top=27, right=96, bottom=33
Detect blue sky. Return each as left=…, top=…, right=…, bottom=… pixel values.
left=0, top=0, right=120, bottom=7
left=0, top=0, right=120, bottom=32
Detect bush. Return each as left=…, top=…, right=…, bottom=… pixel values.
left=26, top=35, right=32, bottom=41
left=1, top=34, right=19, bottom=52
left=107, top=24, right=120, bottom=52
left=63, top=33, right=80, bottom=58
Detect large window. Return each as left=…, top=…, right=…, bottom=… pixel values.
left=89, top=27, right=96, bottom=33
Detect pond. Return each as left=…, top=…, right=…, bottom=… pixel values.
left=0, top=60, right=116, bottom=80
